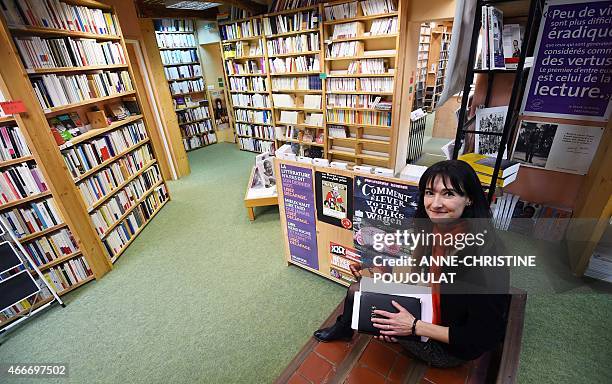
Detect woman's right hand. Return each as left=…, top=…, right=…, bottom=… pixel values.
left=349, top=263, right=363, bottom=281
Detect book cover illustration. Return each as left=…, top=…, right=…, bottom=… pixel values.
left=475, top=106, right=508, bottom=158
left=329, top=242, right=360, bottom=284
left=488, top=6, right=505, bottom=69
left=315, top=171, right=353, bottom=228
left=352, top=176, right=419, bottom=267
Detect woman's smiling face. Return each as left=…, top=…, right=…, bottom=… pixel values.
left=423, top=176, right=471, bottom=224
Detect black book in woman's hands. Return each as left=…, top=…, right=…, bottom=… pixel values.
left=358, top=292, right=422, bottom=341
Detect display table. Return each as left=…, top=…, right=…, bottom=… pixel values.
left=275, top=158, right=418, bottom=285
left=244, top=167, right=278, bottom=221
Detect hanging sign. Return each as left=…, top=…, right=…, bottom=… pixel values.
left=0, top=101, right=26, bottom=115
left=521, top=0, right=612, bottom=121
left=279, top=163, right=319, bottom=270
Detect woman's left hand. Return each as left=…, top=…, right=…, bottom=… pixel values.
left=371, top=300, right=415, bottom=337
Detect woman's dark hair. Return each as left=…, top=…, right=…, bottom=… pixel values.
left=415, top=160, right=491, bottom=220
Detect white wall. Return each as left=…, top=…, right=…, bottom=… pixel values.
left=196, top=20, right=220, bottom=44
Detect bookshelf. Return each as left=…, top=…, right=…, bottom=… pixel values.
left=413, top=22, right=430, bottom=110
left=323, top=0, right=401, bottom=168
left=219, top=15, right=276, bottom=154
left=424, top=21, right=452, bottom=111
left=218, top=0, right=405, bottom=166
left=153, top=18, right=217, bottom=152
left=265, top=5, right=324, bottom=157
left=0, top=0, right=171, bottom=287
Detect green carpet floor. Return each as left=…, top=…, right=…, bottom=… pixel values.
left=1, top=143, right=610, bottom=383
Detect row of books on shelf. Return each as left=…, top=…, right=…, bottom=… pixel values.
left=491, top=192, right=572, bottom=243
left=282, top=126, right=324, bottom=144
left=174, top=96, right=203, bottom=111
left=183, top=132, right=216, bottom=150
left=0, top=286, right=52, bottom=322
left=327, top=77, right=393, bottom=92
left=101, top=186, right=168, bottom=258
left=331, top=21, right=362, bottom=39
left=0, top=163, right=47, bottom=205
left=1, top=197, right=62, bottom=239
left=279, top=111, right=323, bottom=126
left=270, top=0, right=320, bottom=12
left=169, top=78, right=205, bottom=95
left=32, top=71, right=133, bottom=110
left=238, top=137, right=275, bottom=153
left=236, top=123, right=275, bottom=140
left=0, top=125, right=31, bottom=162
left=325, top=0, right=396, bottom=19
left=271, top=75, right=322, bottom=90
left=327, top=41, right=361, bottom=57
left=61, top=120, right=147, bottom=179
left=476, top=5, right=524, bottom=70
left=345, top=58, right=389, bottom=74
left=164, top=64, right=202, bottom=81
left=235, top=109, right=273, bottom=125
left=231, top=93, right=271, bottom=108
left=269, top=55, right=320, bottom=73
left=230, top=76, right=267, bottom=92
left=360, top=0, right=397, bottom=16
left=236, top=40, right=263, bottom=57
left=90, top=165, right=161, bottom=237
left=23, top=228, right=78, bottom=267
left=326, top=94, right=391, bottom=109
left=43, top=256, right=92, bottom=292
left=153, top=18, right=194, bottom=32
left=263, top=9, right=320, bottom=36
left=325, top=1, right=357, bottom=20
left=177, top=105, right=210, bottom=124
left=182, top=121, right=213, bottom=137
left=326, top=109, right=391, bottom=126
left=0, top=0, right=119, bottom=36
left=368, top=17, right=398, bottom=36
left=220, top=19, right=262, bottom=41
left=224, top=58, right=266, bottom=75
left=217, top=7, right=252, bottom=23
left=272, top=93, right=322, bottom=109
left=267, top=33, right=320, bottom=55
left=155, top=33, right=196, bottom=49
left=160, top=49, right=198, bottom=65
left=15, top=37, right=126, bottom=70
left=77, top=144, right=153, bottom=207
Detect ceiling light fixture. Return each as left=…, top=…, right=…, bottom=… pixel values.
left=164, top=1, right=221, bottom=10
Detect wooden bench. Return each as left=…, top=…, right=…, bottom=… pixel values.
left=275, top=289, right=526, bottom=384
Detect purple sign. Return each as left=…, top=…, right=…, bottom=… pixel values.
left=279, top=163, right=318, bottom=269
left=521, top=0, right=612, bottom=121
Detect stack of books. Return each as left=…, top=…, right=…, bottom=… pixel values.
left=459, top=153, right=520, bottom=187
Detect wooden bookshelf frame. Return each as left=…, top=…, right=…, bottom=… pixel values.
left=0, top=0, right=172, bottom=300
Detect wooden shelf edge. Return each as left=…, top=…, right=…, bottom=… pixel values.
left=87, top=159, right=158, bottom=212
left=60, top=115, right=144, bottom=149
left=99, top=180, right=164, bottom=239
left=0, top=296, right=55, bottom=328
left=57, top=275, right=95, bottom=296
left=37, top=250, right=83, bottom=271
left=18, top=223, right=67, bottom=243
left=44, top=91, right=137, bottom=115
left=74, top=138, right=151, bottom=183
left=109, top=198, right=169, bottom=263
left=0, top=191, right=52, bottom=211
left=0, top=155, right=35, bottom=168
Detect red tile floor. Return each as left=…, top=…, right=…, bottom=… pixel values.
left=275, top=305, right=490, bottom=384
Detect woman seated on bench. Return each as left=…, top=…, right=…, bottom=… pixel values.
left=314, top=160, right=510, bottom=368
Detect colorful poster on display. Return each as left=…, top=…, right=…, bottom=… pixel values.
left=352, top=176, right=420, bottom=267
left=209, top=89, right=230, bottom=130
left=329, top=242, right=360, bottom=284
left=511, top=120, right=604, bottom=174
left=520, top=0, right=612, bottom=121
left=279, top=163, right=318, bottom=269
left=315, top=172, right=353, bottom=229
